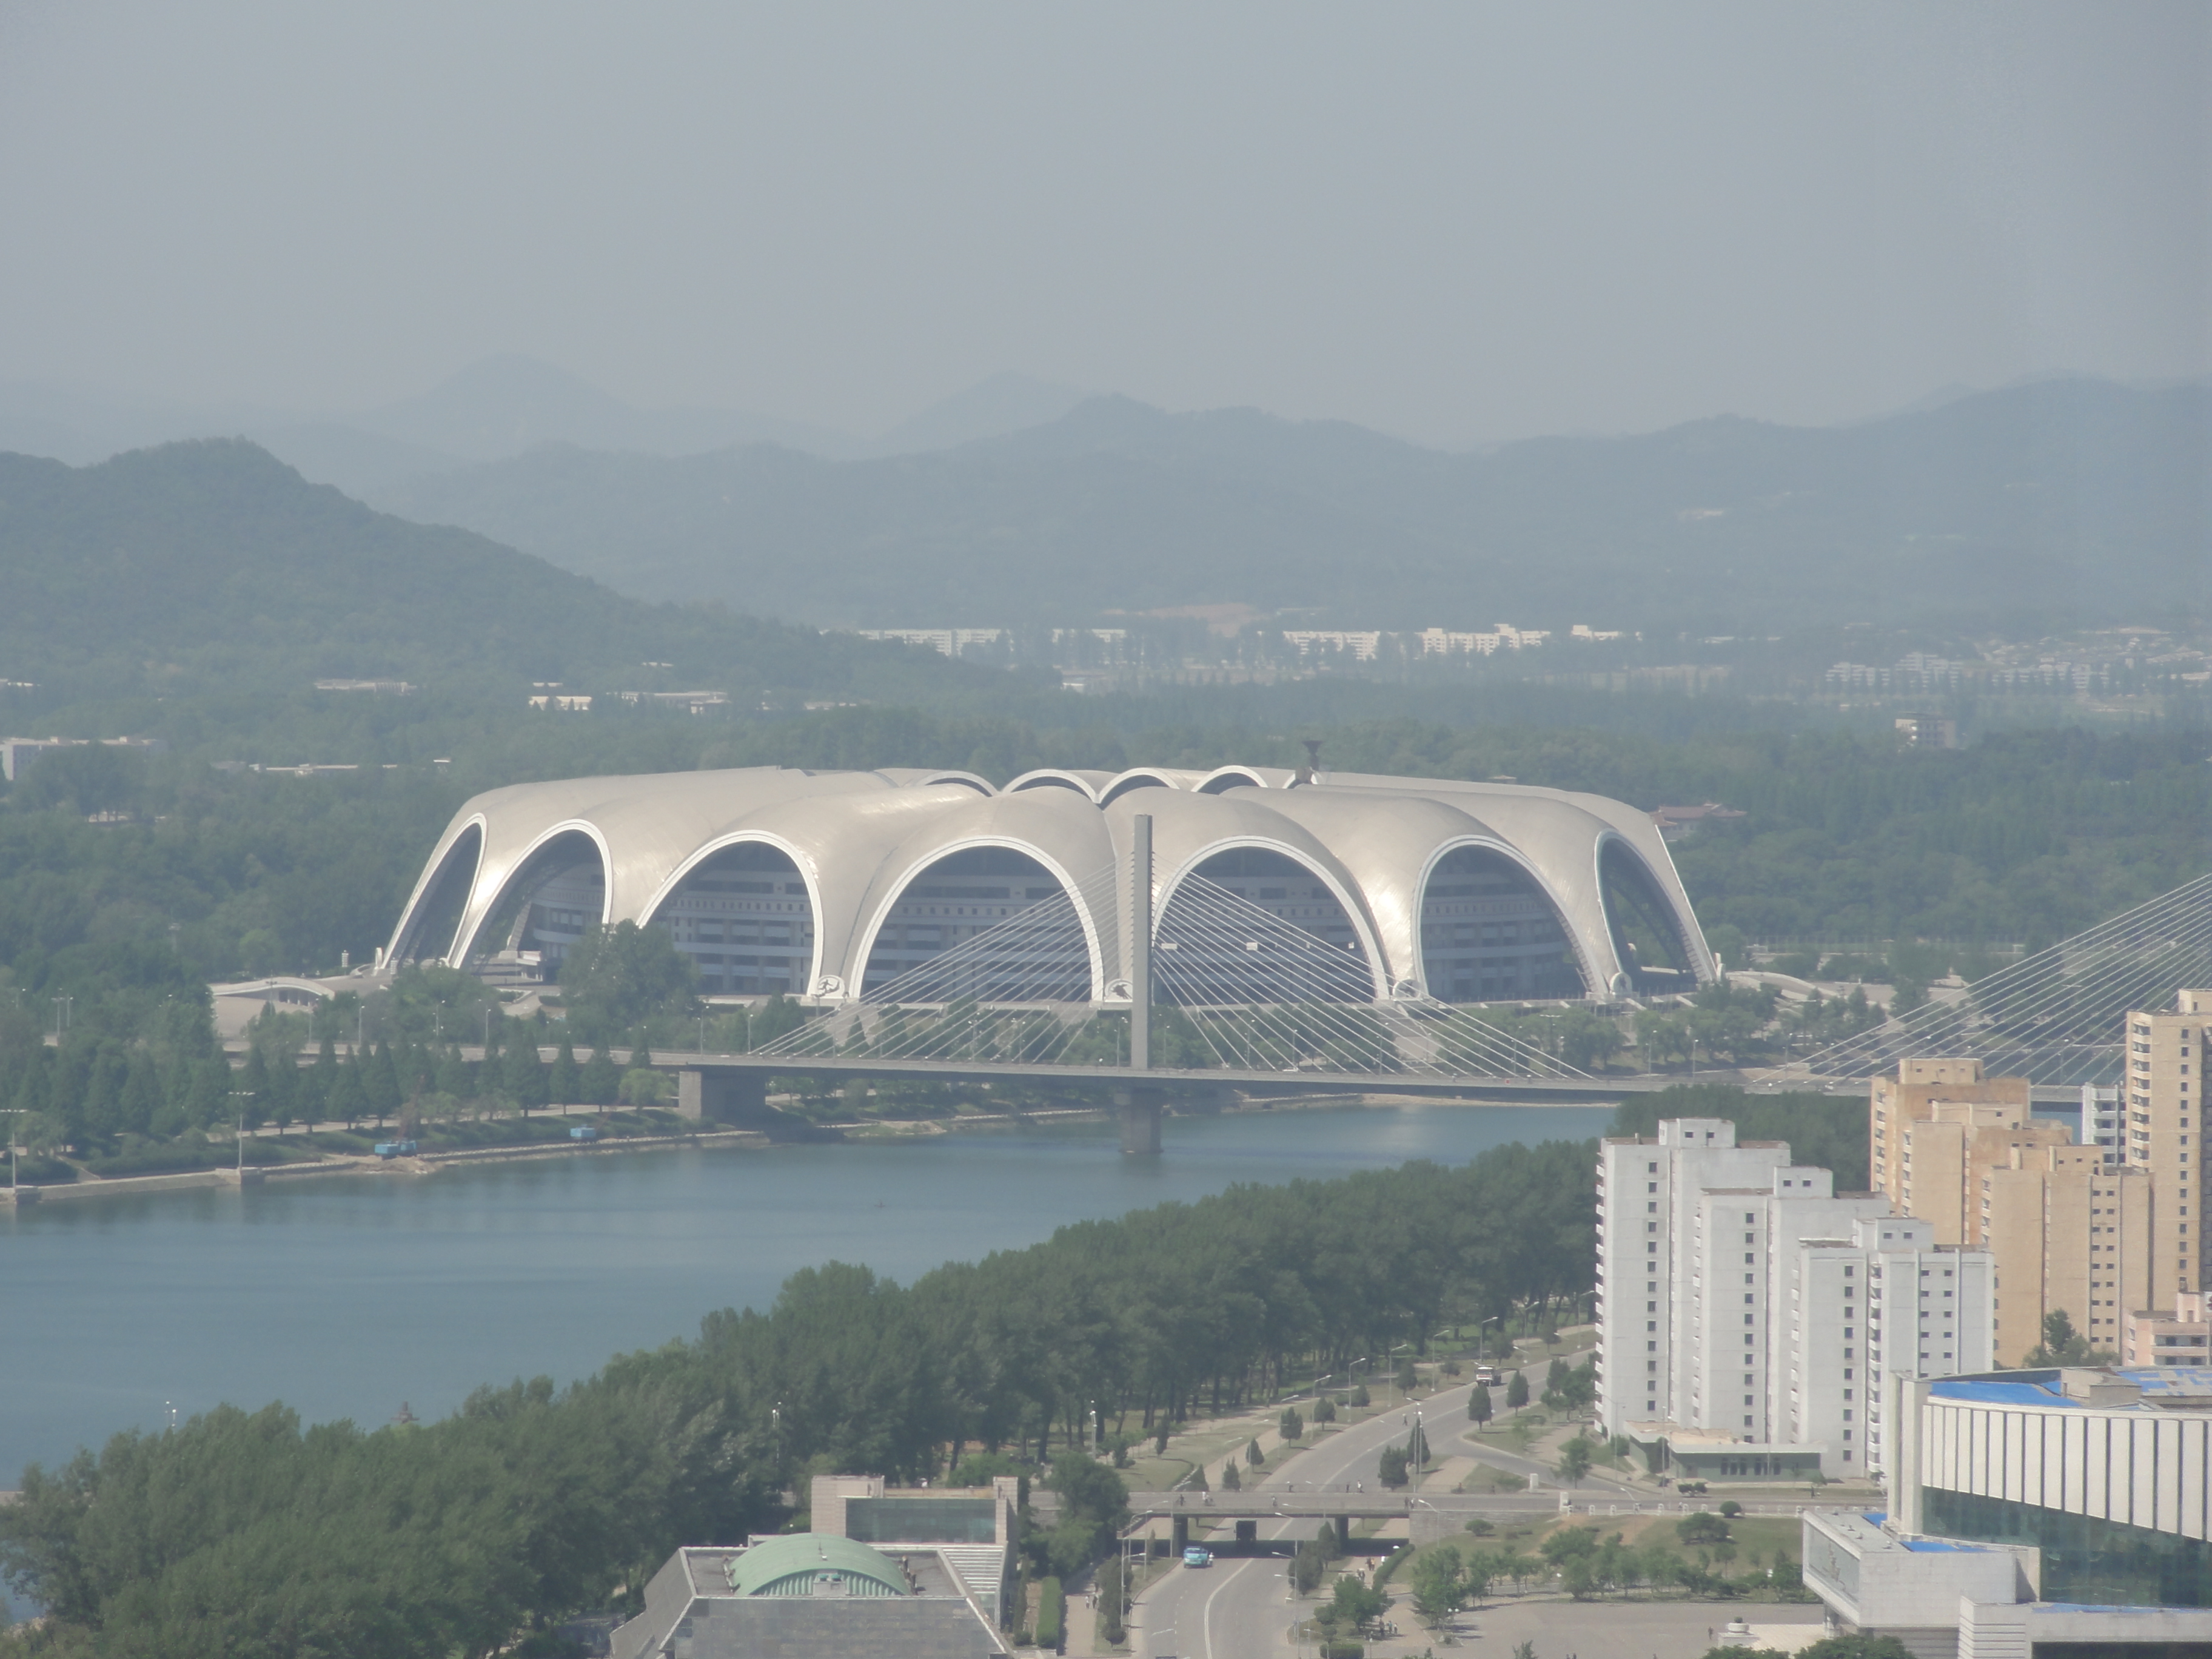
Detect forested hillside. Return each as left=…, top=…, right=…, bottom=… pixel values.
left=0, top=440, right=998, bottom=707
left=379, top=378, right=2210, bottom=634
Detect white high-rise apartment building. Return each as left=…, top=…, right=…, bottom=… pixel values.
left=1598, top=1119, right=1993, bottom=1481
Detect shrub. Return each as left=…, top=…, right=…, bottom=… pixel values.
left=1034, top=1577, right=1065, bottom=1651
left=1095, top=1555, right=1126, bottom=1643
left=1718, top=1499, right=1743, bottom=1518
left=1677, top=1511, right=1731, bottom=1546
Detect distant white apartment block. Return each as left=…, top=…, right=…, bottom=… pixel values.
left=853, top=628, right=1007, bottom=657
left=1598, top=1119, right=1993, bottom=1482
left=2082, top=1082, right=2122, bottom=1161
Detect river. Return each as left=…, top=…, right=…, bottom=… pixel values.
left=1, top=1102, right=1610, bottom=1484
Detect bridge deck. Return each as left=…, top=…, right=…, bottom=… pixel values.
left=663, top=1051, right=1662, bottom=1099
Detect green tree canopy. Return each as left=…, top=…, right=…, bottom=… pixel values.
left=558, top=921, right=696, bottom=1042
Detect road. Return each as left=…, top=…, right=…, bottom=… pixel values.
left=1128, top=1349, right=1590, bottom=1659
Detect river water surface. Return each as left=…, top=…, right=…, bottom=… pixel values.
left=0, top=1102, right=1610, bottom=1484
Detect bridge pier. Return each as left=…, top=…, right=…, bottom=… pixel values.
left=1170, top=1515, right=1188, bottom=1553
left=1114, top=1087, right=1163, bottom=1156
left=678, top=1069, right=766, bottom=1125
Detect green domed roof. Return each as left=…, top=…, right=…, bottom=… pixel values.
left=725, top=1533, right=910, bottom=1598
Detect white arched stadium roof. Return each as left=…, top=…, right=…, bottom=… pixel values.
left=385, top=763, right=1714, bottom=1003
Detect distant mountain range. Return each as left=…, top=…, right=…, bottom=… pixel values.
left=4, top=364, right=2202, bottom=638
left=371, top=378, right=2211, bottom=634
left=0, top=357, right=1093, bottom=497
left=0, top=440, right=994, bottom=706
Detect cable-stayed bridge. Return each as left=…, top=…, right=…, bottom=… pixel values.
left=669, top=821, right=2208, bottom=1150
left=684, top=818, right=1621, bottom=1148
left=1771, top=872, right=2212, bottom=1090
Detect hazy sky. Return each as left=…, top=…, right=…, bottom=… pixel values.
left=1, top=2, right=2205, bottom=447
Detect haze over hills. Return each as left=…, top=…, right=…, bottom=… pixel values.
left=373, top=377, right=2212, bottom=634
left=0, top=358, right=1094, bottom=500
left=0, top=440, right=993, bottom=708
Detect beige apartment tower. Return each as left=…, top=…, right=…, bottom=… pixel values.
left=1897, top=1100, right=2070, bottom=1249
left=2123, top=989, right=2208, bottom=1304
left=1870, top=1058, right=2034, bottom=1222
left=1980, top=1145, right=2153, bottom=1364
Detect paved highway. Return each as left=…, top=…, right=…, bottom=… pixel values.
left=1127, top=1348, right=1594, bottom=1659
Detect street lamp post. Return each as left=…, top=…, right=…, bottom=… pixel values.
left=229, top=1091, right=255, bottom=1173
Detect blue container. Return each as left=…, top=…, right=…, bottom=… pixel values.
left=373, top=1139, right=418, bottom=1159
left=569, top=1125, right=598, bottom=1142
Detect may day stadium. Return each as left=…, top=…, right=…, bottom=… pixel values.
left=384, top=765, right=1715, bottom=1059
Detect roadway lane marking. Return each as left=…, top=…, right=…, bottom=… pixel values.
left=1195, top=1552, right=1251, bottom=1659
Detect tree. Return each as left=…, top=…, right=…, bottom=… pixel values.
left=1557, top=1007, right=1625, bottom=1071
left=1034, top=1577, right=1065, bottom=1651
left=558, top=921, right=696, bottom=1042
left=1676, top=1511, right=1731, bottom=1547
left=1378, top=1444, right=1409, bottom=1488
left=1406, top=1423, right=1429, bottom=1469
left=1541, top=1526, right=1598, bottom=1564
left=1790, top=1640, right=1914, bottom=1659
left=580, top=1043, right=621, bottom=1106
left=2023, top=1308, right=2102, bottom=1366
left=1469, top=1382, right=1493, bottom=1430
left=549, top=1037, right=580, bottom=1106
left=1292, top=1537, right=1329, bottom=1594
left=502, top=1030, right=548, bottom=1112
left=1246, top=1436, right=1264, bottom=1467
left=1221, top=1458, right=1241, bottom=1490
left=1409, top=1547, right=1467, bottom=1624
left=1095, top=1552, right=1127, bottom=1644
left=1279, top=1406, right=1304, bottom=1441
left=1556, top=1437, right=1592, bottom=1483
left=1327, top=1574, right=1385, bottom=1629
left=1506, top=1371, right=1529, bottom=1410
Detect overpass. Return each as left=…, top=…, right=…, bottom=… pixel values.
left=1123, top=1487, right=1560, bottom=1554
left=1120, top=1485, right=1843, bottom=1552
